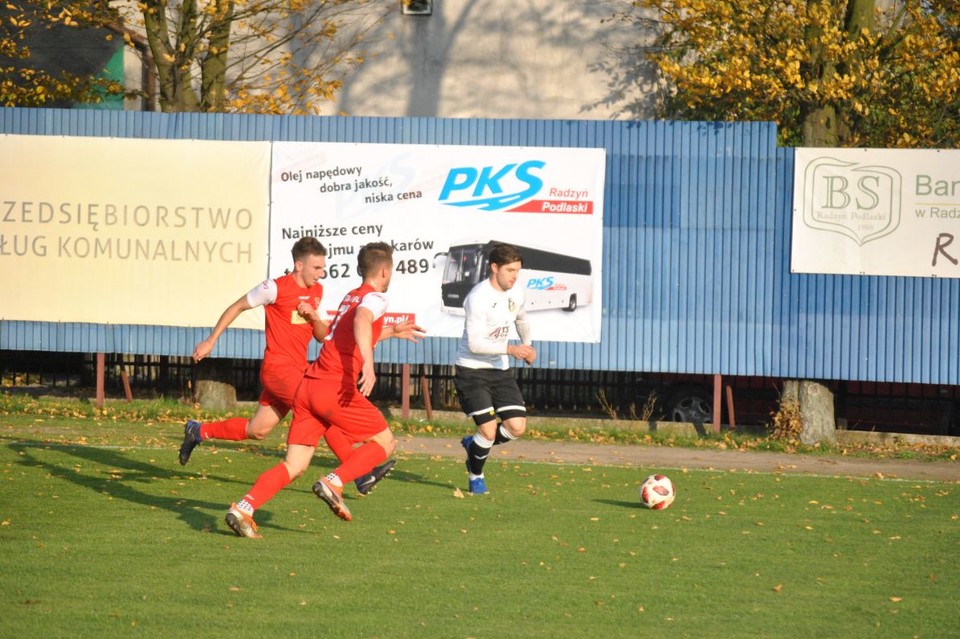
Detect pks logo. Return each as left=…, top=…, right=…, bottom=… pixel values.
left=439, top=160, right=545, bottom=211
left=801, top=157, right=902, bottom=245
left=527, top=276, right=556, bottom=291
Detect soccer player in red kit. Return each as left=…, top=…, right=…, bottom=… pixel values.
left=225, top=242, right=425, bottom=537
left=180, top=237, right=395, bottom=496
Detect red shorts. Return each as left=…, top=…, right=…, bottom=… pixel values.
left=257, top=364, right=306, bottom=417
left=288, top=375, right=388, bottom=447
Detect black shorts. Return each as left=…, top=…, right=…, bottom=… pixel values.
left=454, top=366, right=527, bottom=426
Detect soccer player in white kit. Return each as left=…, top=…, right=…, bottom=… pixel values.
left=454, top=243, right=537, bottom=494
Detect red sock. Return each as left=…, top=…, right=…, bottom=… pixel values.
left=324, top=428, right=355, bottom=462
left=243, top=463, right=292, bottom=510
left=334, top=442, right=387, bottom=484
left=200, top=417, right=248, bottom=441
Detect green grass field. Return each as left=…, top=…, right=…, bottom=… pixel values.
left=1, top=407, right=958, bottom=638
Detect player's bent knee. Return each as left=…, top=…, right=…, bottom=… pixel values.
left=282, top=445, right=316, bottom=480
left=283, top=461, right=308, bottom=480
left=246, top=418, right=277, bottom=440
left=371, top=429, right=397, bottom=456
left=504, top=418, right=527, bottom=438
left=379, top=436, right=397, bottom=457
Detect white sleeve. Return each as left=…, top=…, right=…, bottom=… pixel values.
left=515, top=305, right=532, bottom=345
left=245, top=279, right=278, bottom=308
left=359, top=291, right=389, bottom=321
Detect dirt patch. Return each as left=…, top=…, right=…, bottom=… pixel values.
left=397, top=435, right=960, bottom=482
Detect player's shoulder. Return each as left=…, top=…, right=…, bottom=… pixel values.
left=466, top=279, right=493, bottom=299
left=271, top=273, right=295, bottom=290
left=247, top=277, right=279, bottom=305
left=462, top=282, right=487, bottom=308
left=361, top=289, right=389, bottom=310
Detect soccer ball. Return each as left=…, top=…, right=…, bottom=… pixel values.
left=639, top=474, right=676, bottom=510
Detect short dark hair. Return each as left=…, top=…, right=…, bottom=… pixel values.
left=487, top=242, right=523, bottom=271
left=291, top=237, right=327, bottom=263
left=357, top=241, right=394, bottom=277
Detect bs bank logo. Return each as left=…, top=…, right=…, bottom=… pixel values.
left=438, top=160, right=545, bottom=211
left=801, top=157, right=902, bottom=246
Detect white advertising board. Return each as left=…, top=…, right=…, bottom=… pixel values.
left=0, top=135, right=271, bottom=328
left=793, top=147, right=960, bottom=277
left=269, top=142, right=606, bottom=342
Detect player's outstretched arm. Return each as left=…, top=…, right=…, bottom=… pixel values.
left=381, top=320, right=426, bottom=343
left=192, top=294, right=253, bottom=362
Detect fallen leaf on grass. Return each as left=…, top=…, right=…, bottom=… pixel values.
left=453, top=487, right=464, bottom=499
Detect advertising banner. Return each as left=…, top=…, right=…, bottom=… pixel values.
left=270, top=142, right=605, bottom=342
left=792, top=147, right=960, bottom=277
left=0, top=135, right=271, bottom=328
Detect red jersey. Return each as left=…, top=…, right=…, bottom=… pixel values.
left=305, top=283, right=388, bottom=386
left=249, top=273, right=323, bottom=374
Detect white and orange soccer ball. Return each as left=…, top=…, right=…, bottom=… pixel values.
left=639, top=474, right=676, bottom=510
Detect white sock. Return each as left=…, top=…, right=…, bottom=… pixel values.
left=325, top=473, right=343, bottom=488
left=473, top=433, right=494, bottom=449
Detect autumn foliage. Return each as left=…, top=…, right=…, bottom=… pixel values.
left=121, top=0, right=390, bottom=113
left=2, top=0, right=390, bottom=113
left=0, top=0, right=125, bottom=107
left=625, top=0, right=960, bottom=147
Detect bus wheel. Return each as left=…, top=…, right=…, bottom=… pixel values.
left=564, top=295, right=578, bottom=312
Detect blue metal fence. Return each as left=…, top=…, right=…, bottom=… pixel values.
left=2, top=107, right=957, bottom=385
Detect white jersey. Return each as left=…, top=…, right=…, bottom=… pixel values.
left=455, top=279, right=531, bottom=370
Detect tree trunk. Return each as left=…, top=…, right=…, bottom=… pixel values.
left=193, top=358, right=237, bottom=410
left=200, top=0, right=233, bottom=111
left=790, top=2, right=880, bottom=445
left=141, top=0, right=203, bottom=112
left=802, top=105, right=840, bottom=146
left=784, top=379, right=837, bottom=446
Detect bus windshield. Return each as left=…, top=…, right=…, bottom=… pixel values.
left=443, top=245, right=486, bottom=285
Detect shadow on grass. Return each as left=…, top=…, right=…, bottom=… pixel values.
left=594, top=498, right=644, bottom=509
left=369, top=466, right=456, bottom=493
left=3, top=433, right=465, bottom=536
left=2, top=438, right=308, bottom=535
left=2, top=437, right=447, bottom=536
